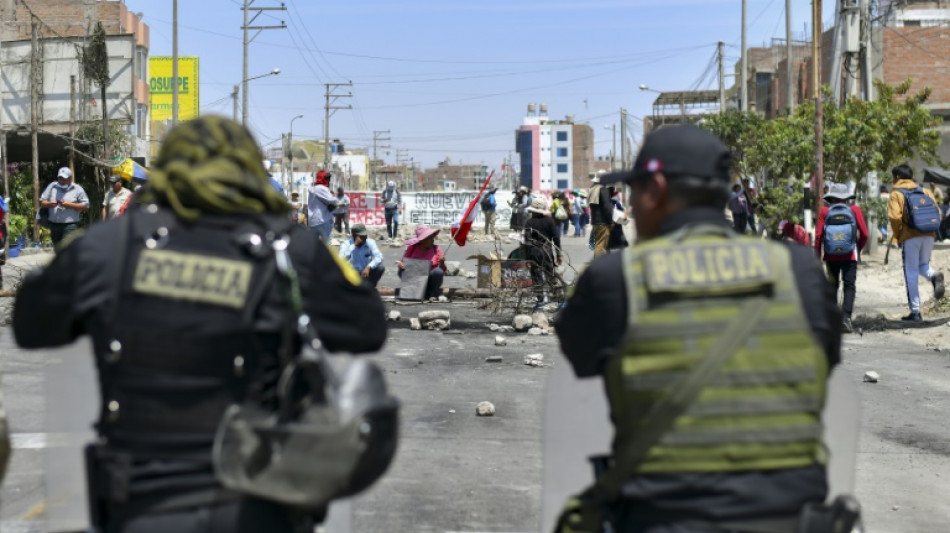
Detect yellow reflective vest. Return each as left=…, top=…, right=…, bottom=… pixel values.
left=605, top=225, right=828, bottom=474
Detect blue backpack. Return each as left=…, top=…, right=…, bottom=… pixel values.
left=823, top=204, right=857, bottom=255
left=900, top=187, right=941, bottom=233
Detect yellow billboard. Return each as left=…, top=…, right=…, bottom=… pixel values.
left=149, top=57, right=199, bottom=121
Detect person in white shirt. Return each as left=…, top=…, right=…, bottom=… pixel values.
left=101, top=175, right=132, bottom=220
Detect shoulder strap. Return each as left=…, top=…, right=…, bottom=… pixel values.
left=596, top=296, right=771, bottom=501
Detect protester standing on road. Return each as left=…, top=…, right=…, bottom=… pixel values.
left=339, top=223, right=386, bottom=288
left=333, top=186, right=351, bottom=236
left=40, top=167, right=89, bottom=245
left=307, top=170, right=337, bottom=240
left=588, top=176, right=613, bottom=257
left=398, top=225, right=446, bottom=300
left=481, top=186, right=498, bottom=235
left=888, top=164, right=945, bottom=322
left=606, top=187, right=628, bottom=251
left=524, top=197, right=561, bottom=308
left=381, top=181, right=402, bottom=240
left=570, top=189, right=584, bottom=237
left=13, top=116, right=389, bottom=533
left=728, top=183, right=750, bottom=234
left=815, top=183, right=869, bottom=333
left=554, top=124, right=841, bottom=533
left=509, top=186, right=530, bottom=230
left=101, top=175, right=132, bottom=220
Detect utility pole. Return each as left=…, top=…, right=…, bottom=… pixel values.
left=786, top=0, right=795, bottom=111
left=813, top=0, right=824, bottom=216
left=717, top=41, right=726, bottom=113
left=70, top=75, right=76, bottom=173
left=30, top=21, right=40, bottom=241
left=372, top=130, right=391, bottom=190
left=241, top=0, right=286, bottom=127
left=740, top=0, right=748, bottom=112
left=172, top=0, right=178, bottom=126
left=619, top=108, right=627, bottom=171
left=323, top=82, right=353, bottom=169
left=0, top=28, right=6, bottom=259
left=860, top=0, right=873, bottom=102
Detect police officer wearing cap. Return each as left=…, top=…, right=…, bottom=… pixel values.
left=554, top=124, right=842, bottom=533
left=13, top=116, right=388, bottom=533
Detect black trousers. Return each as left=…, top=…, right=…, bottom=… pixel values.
left=50, top=222, right=79, bottom=245
left=110, top=498, right=301, bottom=533
left=826, top=260, right=858, bottom=317
left=385, top=210, right=398, bottom=238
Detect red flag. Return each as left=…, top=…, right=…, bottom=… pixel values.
left=450, top=170, right=494, bottom=246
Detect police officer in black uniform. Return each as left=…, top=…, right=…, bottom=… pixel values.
left=13, top=116, right=388, bottom=533
left=554, top=124, right=843, bottom=533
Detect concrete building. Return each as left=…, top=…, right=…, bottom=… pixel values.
left=0, top=0, right=150, bottom=161
left=515, top=103, right=593, bottom=192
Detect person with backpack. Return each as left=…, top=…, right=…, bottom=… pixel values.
left=888, top=164, right=945, bottom=322
left=815, top=183, right=868, bottom=333
left=481, top=186, right=497, bottom=235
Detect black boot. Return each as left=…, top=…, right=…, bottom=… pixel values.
left=933, top=272, right=945, bottom=300
left=901, top=311, right=923, bottom=322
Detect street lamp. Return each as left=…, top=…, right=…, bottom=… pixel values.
left=288, top=114, right=303, bottom=191
left=240, top=68, right=281, bottom=126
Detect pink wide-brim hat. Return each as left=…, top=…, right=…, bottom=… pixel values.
left=405, top=225, right=441, bottom=246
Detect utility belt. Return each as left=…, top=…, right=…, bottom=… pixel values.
left=84, top=442, right=237, bottom=531
left=557, top=457, right=862, bottom=533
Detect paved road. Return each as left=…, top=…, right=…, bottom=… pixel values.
left=2, top=230, right=950, bottom=532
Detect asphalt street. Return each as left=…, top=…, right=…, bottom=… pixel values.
left=0, top=227, right=949, bottom=532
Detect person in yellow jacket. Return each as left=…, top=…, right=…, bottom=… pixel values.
left=887, top=164, right=945, bottom=322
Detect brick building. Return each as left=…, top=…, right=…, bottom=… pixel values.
left=0, top=0, right=150, bottom=160
left=419, top=160, right=489, bottom=191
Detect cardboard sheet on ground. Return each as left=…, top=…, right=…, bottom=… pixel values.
left=398, top=258, right=431, bottom=300
left=540, top=362, right=860, bottom=533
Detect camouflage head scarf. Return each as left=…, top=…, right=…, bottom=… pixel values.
left=139, top=116, right=288, bottom=222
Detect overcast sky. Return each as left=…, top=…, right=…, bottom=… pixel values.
left=129, top=0, right=837, bottom=169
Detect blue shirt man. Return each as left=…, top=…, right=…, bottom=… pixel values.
left=338, top=223, right=386, bottom=287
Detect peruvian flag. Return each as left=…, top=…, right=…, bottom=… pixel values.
left=450, top=170, right=494, bottom=246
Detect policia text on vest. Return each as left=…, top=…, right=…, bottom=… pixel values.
left=643, top=242, right=772, bottom=290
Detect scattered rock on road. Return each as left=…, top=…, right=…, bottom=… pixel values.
left=863, top=371, right=880, bottom=383
left=513, top=314, right=533, bottom=331
left=437, top=295, right=450, bottom=303
left=476, top=401, right=496, bottom=416
left=424, top=319, right=451, bottom=331
left=409, top=318, right=422, bottom=331
left=528, top=327, right=543, bottom=336
left=488, top=323, right=501, bottom=332
left=531, top=312, right=550, bottom=330
left=485, top=355, right=503, bottom=363
left=444, top=261, right=461, bottom=276
left=495, top=336, right=507, bottom=346
left=419, top=310, right=451, bottom=321
left=523, top=353, right=544, bottom=367
left=387, top=311, right=402, bottom=321
left=496, top=325, right=515, bottom=333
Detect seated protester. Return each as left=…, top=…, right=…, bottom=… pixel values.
left=338, top=223, right=385, bottom=288
left=398, top=225, right=446, bottom=300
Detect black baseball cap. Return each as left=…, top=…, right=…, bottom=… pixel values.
left=601, top=124, right=732, bottom=185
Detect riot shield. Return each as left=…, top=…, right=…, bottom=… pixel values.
left=541, top=360, right=860, bottom=533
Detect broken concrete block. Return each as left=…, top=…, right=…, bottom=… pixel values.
left=523, top=353, right=544, bottom=367
left=409, top=318, right=422, bottom=330
left=541, top=328, right=551, bottom=336
left=513, top=314, right=533, bottom=332
left=476, top=401, right=496, bottom=416
left=495, top=336, right=507, bottom=346
left=437, top=295, right=450, bottom=303
left=863, top=371, right=880, bottom=383
left=387, top=311, right=401, bottom=321
left=497, top=325, right=515, bottom=333
left=528, top=327, right=543, bottom=336
left=444, top=261, right=461, bottom=276
left=419, top=310, right=451, bottom=321
left=531, top=312, right=550, bottom=330
left=486, top=355, right=503, bottom=363
left=488, top=323, right=500, bottom=332
left=424, top=319, right=451, bottom=331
